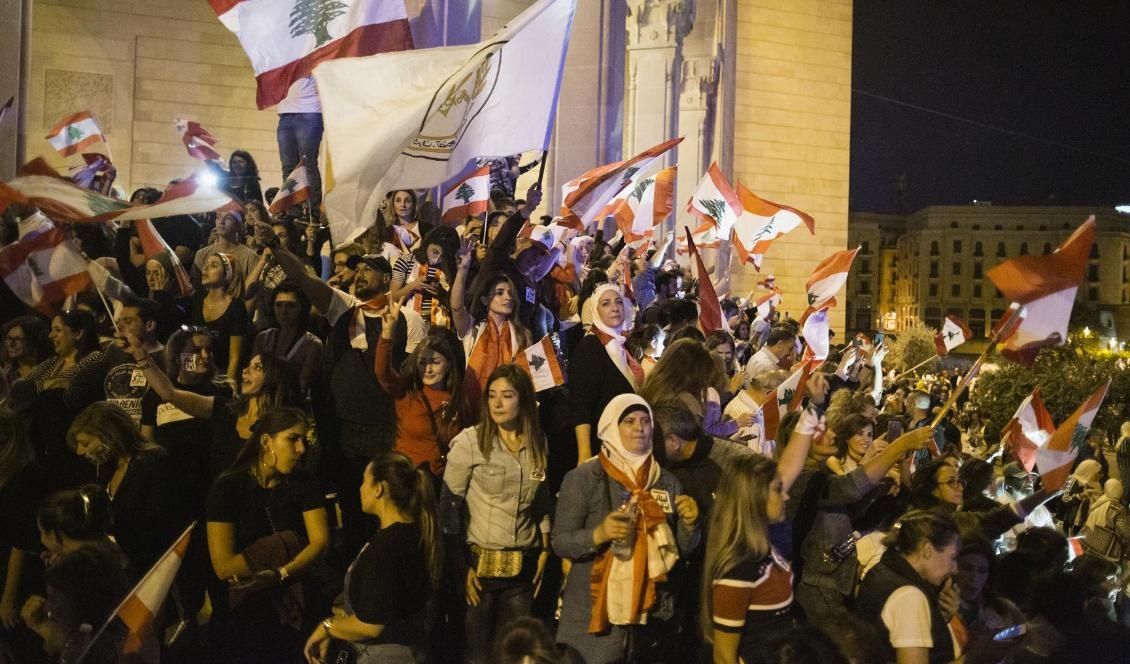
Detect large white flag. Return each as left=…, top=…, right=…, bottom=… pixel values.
left=315, top=0, right=577, bottom=242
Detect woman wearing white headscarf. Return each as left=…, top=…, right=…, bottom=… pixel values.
left=567, top=283, right=643, bottom=463
left=553, top=394, right=700, bottom=664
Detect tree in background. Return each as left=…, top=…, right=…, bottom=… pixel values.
left=887, top=321, right=938, bottom=373
left=969, top=345, right=1130, bottom=446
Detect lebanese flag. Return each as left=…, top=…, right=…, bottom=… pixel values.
left=90, top=524, right=194, bottom=664
left=210, top=0, right=414, bottom=110
left=45, top=111, right=107, bottom=158
left=135, top=219, right=194, bottom=298
left=441, top=165, right=490, bottom=223
left=762, top=361, right=811, bottom=441
left=753, top=287, right=782, bottom=321
left=687, top=162, right=742, bottom=235
left=934, top=315, right=973, bottom=355
left=175, top=118, right=221, bottom=161
left=269, top=158, right=311, bottom=215
left=560, top=137, right=683, bottom=229
left=513, top=335, right=566, bottom=392
left=0, top=158, right=232, bottom=222
left=987, top=216, right=1094, bottom=366
left=601, top=166, right=676, bottom=242
left=675, top=218, right=720, bottom=255
left=684, top=226, right=723, bottom=334
left=1038, top=380, right=1110, bottom=492
left=0, top=212, right=92, bottom=315
left=801, top=307, right=830, bottom=361
left=731, top=183, right=815, bottom=269
left=1001, top=389, right=1055, bottom=472
left=802, top=246, right=860, bottom=321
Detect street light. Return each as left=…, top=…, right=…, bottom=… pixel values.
left=1116, top=204, right=1130, bottom=215
left=1083, top=326, right=1092, bottom=338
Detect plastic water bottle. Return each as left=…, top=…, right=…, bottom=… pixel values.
left=609, top=501, right=638, bottom=561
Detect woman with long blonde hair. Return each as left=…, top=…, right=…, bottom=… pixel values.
left=701, top=454, right=794, bottom=664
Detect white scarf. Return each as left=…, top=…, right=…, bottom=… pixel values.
left=591, top=283, right=638, bottom=390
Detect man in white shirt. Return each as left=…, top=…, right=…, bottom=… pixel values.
left=744, top=325, right=796, bottom=386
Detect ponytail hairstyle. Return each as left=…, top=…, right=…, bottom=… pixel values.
left=701, top=454, right=778, bottom=643
left=477, top=365, right=546, bottom=474
left=367, top=451, right=442, bottom=589
left=38, top=484, right=114, bottom=544
left=882, top=509, right=959, bottom=557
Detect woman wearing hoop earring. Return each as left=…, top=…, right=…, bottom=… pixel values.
left=205, top=407, right=329, bottom=664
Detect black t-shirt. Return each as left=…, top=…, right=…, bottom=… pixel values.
left=191, top=295, right=248, bottom=374
left=141, top=379, right=232, bottom=514
left=347, top=522, right=429, bottom=645
left=206, top=467, right=323, bottom=551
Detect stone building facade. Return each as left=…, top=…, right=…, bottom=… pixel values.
left=847, top=205, right=1130, bottom=348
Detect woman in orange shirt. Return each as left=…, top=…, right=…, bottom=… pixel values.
left=375, top=301, right=471, bottom=478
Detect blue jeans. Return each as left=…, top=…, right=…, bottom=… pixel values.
left=277, top=112, right=324, bottom=218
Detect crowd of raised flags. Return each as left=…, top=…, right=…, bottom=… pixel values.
left=1, top=0, right=1128, bottom=662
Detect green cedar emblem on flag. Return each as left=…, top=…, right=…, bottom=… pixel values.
left=66, top=125, right=84, bottom=143
left=289, top=0, right=348, bottom=47
left=455, top=182, right=475, bottom=205
left=529, top=353, right=546, bottom=372
left=84, top=193, right=130, bottom=216
left=283, top=178, right=298, bottom=194
left=699, top=198, right=728, bottom=224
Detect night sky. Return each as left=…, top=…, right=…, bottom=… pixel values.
left=850, top=1, right=1130, bottom=214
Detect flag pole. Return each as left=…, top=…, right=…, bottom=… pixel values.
left=76, top=522, right=197, bottom=664
left=893, top=354, right=939, bottom=382
left=535, top=150, right=549, bottom=190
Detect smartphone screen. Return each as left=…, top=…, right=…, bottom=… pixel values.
left=887, top=420, right=903, bottom=441
left=992, top=624, right=1026, bottom=641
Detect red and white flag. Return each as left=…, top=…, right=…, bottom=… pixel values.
left=514, top=335, right=566, bottom=392
left=87, top=524, right=194, bottom=664
left=684, top=226, right=723, bottom=334
left=675, top=218, right=720, bottom=255
left=731, top=183, right=815, bottom=269
left=269, top=158, right=311, bottom=216
left=560, top=137, right=682, bottom=230
left=987, top=216, right=1094, bottom=366
left=209, top=0, right=414, bottom=110
left=752, top=286, right=782, bottom=321
left=0, top=212, right=92, bottom=315
left=441, top=165, right=490, bottom=223
left=687, top=162, right=742, bottom=235
left=601, top=165, right=676, bottom=243
left=762, top=361, right=812, bottom=442
left=801, top=307, right=830, bottom=361
left=45, top=111, right=107, bottom=158
left=1038, top=380, right=1110, bottom=492
left=802, top=246, right=860, bottom=321
left=175, top=118, right=221, bottom=161
left=1001, top=389, right=1055, bottom=472
left=934, top=315, right=973, bottom=355
left=135, top=219, right=194, bottom=298
left=0, top=158, right=232, bottom=223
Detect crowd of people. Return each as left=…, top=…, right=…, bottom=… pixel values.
left=1, top=145, right=1130, bottom=664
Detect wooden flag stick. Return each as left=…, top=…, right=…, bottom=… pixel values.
left=893, top=355, right=939, bottom=382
